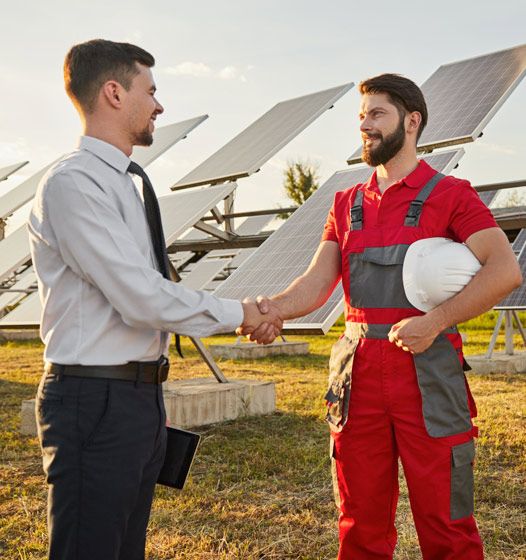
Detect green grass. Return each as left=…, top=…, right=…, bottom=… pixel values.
left=0, top=315, right=525, bottom=559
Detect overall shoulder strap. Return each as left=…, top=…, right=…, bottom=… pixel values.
left=404, top=172, right=445, bottom=227
left=350, top=188, right=365, bottom=231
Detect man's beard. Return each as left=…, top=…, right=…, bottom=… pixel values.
left=131, top=125, right=154, bottom=147
left=361, top=117, right=406, bottom=167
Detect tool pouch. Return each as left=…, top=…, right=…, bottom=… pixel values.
left=324, top=335, right=358, bottom=432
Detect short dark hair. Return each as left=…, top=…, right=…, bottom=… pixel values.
left=64, top=39, right=155, bottom=113
left=359, top=73, right=428, bottom=141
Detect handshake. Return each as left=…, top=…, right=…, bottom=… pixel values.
left=238, top=296, right=283, bottom=345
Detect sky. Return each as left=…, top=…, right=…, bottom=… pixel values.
left=1, top=0, right=525, bottom=234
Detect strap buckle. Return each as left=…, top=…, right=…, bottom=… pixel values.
left=405, top=200, right=424, bottom=226
left=350, top=205, right=363, bottom=230
left=406, top=199, right=423, bottom=219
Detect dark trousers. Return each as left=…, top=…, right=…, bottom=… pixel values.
left=36, top=371, right=167, bottom=560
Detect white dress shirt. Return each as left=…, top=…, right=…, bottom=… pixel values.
left=28, top=136, right=243, bottom=365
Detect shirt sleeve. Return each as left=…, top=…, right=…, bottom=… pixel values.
left=445, top=179, right=499, bottom=242
left=40, top=168, right=243, bottom=337
left=321, top=197, right=338, bottom=243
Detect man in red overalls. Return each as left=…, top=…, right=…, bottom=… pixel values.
left=241, top=74, right=521, bottom=558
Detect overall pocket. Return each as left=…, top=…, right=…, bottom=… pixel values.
left=348, top=245, right=412, bottom=309
left=413, top=334, right=472, bottom=438
left=324, top=335, right=358, bottom=432
left=450, top=439, right=475, bottom=520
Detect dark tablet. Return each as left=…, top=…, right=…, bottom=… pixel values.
left=157, top=426, right=201, bottom=489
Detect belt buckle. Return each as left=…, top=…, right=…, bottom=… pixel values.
left=156, top=356, right=170, bottom=384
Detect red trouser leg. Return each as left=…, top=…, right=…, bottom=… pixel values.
left=392, top=365, right=483, bottom=560
left=331, top=339, right=484, bottom=560
left=332, top=339, right=399, bottom=559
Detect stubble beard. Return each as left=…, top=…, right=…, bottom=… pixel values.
left=361, top=117, right=406, bottom=167
left=130, top=125, right=154, bottom=147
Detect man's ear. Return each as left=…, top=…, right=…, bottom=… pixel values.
left=101, top=80, right=122, bottom=109
left=407, top=111, right=422, bottom=135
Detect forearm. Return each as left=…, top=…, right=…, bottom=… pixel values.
left=270, top=273, right=338, bottom=320
left=426, top=229, right=521, bottom=333
left=269, top=240, right=342, bottom=320
left=425, top=249, right=521, bottom=333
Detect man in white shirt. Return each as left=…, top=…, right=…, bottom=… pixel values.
left=28, top=39, right=282, bottom=560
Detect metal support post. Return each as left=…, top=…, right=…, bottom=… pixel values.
left=190, top=337, right=229, bottom=383
left=224, top=191, right=235, bottom=235
left=486, top=310, right=505, bottom=358
left=512, top=310, right=526, bottom=346
left=504, top=310, right=514, bottom=355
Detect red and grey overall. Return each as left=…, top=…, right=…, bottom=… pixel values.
left=325, top=172, right=484, bottom=559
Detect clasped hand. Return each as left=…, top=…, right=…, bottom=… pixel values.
left=238, top=296, right=282, bottom=345
left=387, top=314, right=441, bottom=354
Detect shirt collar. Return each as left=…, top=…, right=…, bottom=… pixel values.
left=362, top=159, right=435, bottom=192
left=77, top=136, right=131, bottom=174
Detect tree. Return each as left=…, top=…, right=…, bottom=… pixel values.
left=283, top=159, right=320, bottom=205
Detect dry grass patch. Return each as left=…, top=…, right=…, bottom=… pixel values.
left=0, top=314, right=525, bottom=559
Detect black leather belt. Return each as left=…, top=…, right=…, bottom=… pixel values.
left=44, top=356, right=170, bottom=384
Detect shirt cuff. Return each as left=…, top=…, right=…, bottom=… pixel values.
left=216, top=299, right=244, bottom=333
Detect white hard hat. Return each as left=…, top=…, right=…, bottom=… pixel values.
left=403, top=237, right=481, bottom=312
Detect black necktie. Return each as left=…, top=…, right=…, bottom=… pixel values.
left=128, top=161, right=183, bottom=358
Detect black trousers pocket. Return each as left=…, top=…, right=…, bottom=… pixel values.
left=450, top=439, right=475, bottom=520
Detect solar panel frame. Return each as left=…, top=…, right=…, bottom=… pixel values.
left=347, top=44, right=526, bottom=164
left=159, top=183, right=238, bottom=246
left=214, top=149, right=465, bottom=334
left=173, top=83, right=354, bottom=189
left=0, top=161, right=28, bottom=183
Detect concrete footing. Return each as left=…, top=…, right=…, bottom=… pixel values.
left=467, top=351, right=526, bottom=374
left=0, top=330, right=40, bottom=341
left=20, top=377, right=276, bottom=436
left=21, top=399, right=38, bottom=436
left=209, top=340, right=309, bottom=360
left=163, top=378, right=275, bottom=429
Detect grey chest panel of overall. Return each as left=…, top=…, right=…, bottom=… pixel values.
left=335, top=172, right=472, bottom=438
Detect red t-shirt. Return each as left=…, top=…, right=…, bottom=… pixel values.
left=322, top=160, right=497, bottom=249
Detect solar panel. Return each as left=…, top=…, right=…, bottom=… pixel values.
left=214, top=149, right=465, bottom=334
left=180, top=259, right=230, bottom=290
left=159, top=183, right=237, bottom=246
left=0, top=226, right=31, bottom=283
left=0, top=159, right=61, bottom=220
left=347, top=44, right=526, bottom=164
left=132, top=116, right=208, bottom=168
left=0, top=162, right=28, bottom=183
left=0, top=291, right=41, bottom=328
left=173, top=83, right=354, bottom=189
left=0, top=118, right=206, bottom=222
left=0, top=267, right=36, bottom=313
left=495, top=244, right=526, bottom=310
left=478, top=190, right=498, bottom=207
